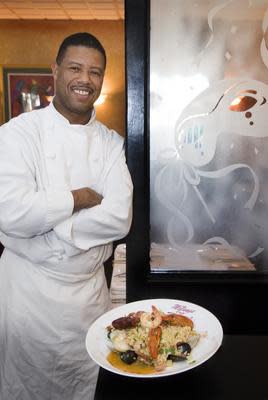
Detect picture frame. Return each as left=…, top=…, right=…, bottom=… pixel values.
left=3, top=67, right=54, bottom=122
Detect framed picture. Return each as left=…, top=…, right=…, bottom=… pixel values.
left=3, top=67, right=54, bottom=122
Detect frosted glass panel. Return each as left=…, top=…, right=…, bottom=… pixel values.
left=150, top=0, right=268, bottom=272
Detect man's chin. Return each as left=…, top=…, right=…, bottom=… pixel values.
left=70, top=102, right=94, bottom=115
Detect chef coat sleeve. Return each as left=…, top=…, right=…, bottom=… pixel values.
left=0, top=124, right=74, bottom=238
left=54, top=136, right=133, bottom=253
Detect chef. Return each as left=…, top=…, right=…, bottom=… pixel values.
left=0, top=32, right=133, bottom=400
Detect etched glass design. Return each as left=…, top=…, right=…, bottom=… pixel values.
left=150, top=0, right=268, bottom=271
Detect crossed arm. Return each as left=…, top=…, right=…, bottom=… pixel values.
left=71, top=187, right=103, bottom=213
left=0, top=125, right=133, bottom=252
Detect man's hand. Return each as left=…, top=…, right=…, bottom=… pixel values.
left=71, top=188, right=103, bottom=213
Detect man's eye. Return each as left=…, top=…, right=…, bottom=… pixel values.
left=70, top=66, right=80, bottom=72
left=91, top=70, right=101, bottom=77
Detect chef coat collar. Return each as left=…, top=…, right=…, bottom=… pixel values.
left=48, top=99, right=96, bottom=127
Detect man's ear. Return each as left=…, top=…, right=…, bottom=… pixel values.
left=51, top=63, right=58, bottom=80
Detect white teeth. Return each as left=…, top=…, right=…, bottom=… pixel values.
left=73, top=89, right=89, bottom=95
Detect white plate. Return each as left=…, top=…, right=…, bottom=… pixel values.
left=85, top=298, right=223, bottom=378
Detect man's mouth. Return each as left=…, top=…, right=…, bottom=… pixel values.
left=72, top=87, right=93, bottom=97
left=73, top=89, right=89, bottom=96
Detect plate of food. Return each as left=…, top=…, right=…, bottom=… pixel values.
left=85, top=298, right=223, bottom=378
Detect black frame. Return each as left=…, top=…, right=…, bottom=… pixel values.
left=125, top=0, right=268, bottom=333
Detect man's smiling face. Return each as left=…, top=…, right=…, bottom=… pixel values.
left=52, top=45, right=105, bottom=124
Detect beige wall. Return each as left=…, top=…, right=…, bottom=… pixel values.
left=0, top=20, right=125, bottom=135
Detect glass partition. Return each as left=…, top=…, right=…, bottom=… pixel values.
left=150, top=0, right=268, bottom=273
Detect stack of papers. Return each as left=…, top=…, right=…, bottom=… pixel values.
left=110, top=243, right=126, bottom=308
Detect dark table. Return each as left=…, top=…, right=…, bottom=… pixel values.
left=94, top=335, right=268, bottom=399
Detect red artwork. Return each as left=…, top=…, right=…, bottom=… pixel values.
left=4, top=69, right=54, bottom=121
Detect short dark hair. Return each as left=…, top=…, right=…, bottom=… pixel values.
left=56, top=32, right=106, bottom=67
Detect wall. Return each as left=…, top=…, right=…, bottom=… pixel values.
left=0, top=19, right=125, bottom=135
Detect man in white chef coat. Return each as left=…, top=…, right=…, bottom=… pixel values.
left=0, top=32, right=133, bottom=400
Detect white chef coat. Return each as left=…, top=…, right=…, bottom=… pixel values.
left=0, top=102, right=133, bottom=400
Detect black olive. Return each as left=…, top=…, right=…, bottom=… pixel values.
left=106, top=328, right=112, bottom=339
left=120, top=350, right=138, bottom=364
left=167, top=354, right=186, bottom=362
left=176, top=342, right=191, bottom=356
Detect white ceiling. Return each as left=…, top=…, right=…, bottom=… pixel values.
left=0, top=0, right=124, bottom=20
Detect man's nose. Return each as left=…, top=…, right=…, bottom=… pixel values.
left=78, top=70, right=90, bottom=83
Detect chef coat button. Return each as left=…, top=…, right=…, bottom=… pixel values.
left=58, top=254, right=64, bottom=260
left=46, top=153, right=56, bottom=160
left=92, top=253, right=98, bottom=259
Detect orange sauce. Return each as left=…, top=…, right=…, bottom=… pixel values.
left=107, top=352, right=156, bottom=374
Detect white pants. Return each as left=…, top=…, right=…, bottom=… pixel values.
left=0, top=249, right=111, bottom=400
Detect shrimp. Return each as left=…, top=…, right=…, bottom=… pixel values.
left=148, top=326, right=162, bottom=360
left=140, top=305, right=162, bottom=329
